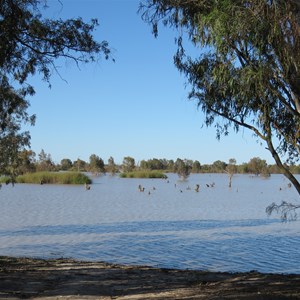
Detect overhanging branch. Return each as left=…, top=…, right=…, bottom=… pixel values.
left=208, top=105, right=267, bottom=141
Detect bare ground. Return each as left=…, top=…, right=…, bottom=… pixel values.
left=0, top=256, right=300, bottom=299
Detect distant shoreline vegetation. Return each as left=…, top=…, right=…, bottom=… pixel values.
left=0, top=172, right=92, bottom=185
left=3, top=151, right=300, bottom=187
left=120, top=170, right=167, bottom=179
left=9, top=150, right=300, bottom=178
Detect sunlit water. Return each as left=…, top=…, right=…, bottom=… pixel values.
left=0, top=173, right=300, bottom=274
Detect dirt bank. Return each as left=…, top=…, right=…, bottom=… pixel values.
left=0, top=256, right=300, bottom=299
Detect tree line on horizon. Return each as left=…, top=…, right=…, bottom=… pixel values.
left=0, top=1, right=299, bottom=219
left=12, top=149, right=300, bottom=178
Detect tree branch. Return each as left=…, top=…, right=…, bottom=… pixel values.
left=208, top=105, right=267, bottom=141
left=266, top=201, right=300, bottom=221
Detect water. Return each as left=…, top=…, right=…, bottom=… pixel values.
left=0, top=173, right=300, bottom=274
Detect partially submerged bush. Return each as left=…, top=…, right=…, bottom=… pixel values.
left=120, top=170, right=167, bottom=179
left=3, top=172, right=92, bottom=185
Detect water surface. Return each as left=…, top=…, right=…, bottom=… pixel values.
left=0, top=173, right=299, bottom=274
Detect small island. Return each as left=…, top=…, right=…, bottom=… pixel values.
left=119, top=170, right=168, bottom=179
left=0, top=172, right=92, bottom=185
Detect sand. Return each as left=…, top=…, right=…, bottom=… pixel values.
left=0, top=256, right=300, bottom=299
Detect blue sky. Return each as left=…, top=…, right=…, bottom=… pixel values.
left=26, top=0, right=274, bottom=165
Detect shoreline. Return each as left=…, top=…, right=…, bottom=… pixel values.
left=1, top=256, right=300, bottom=299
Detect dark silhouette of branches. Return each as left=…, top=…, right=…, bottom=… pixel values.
left=266, top=201, right=300, bottom=221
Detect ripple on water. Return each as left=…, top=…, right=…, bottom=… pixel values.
left=0, top=174, right=300, bottom=273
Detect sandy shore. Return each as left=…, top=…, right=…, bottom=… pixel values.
left=0, top=256, right=300, bottom=299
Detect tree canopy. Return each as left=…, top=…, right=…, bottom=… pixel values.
left=0, top=0, right=111, bottom=179
left=174, top=158, right=191, bottom=179
left=122, top=156, right=136, bottom=173
left=89, top=154, right=105, bottom=174
left=140, top=0, right=300, bottom=215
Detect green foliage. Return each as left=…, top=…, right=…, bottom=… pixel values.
left=89, top=154, right=105, bottom=173
left=0, top=176, right=11, bottom=185
left=60, top=158, right=73, bottom=171
left=140, top=158, right=166, bottom=170
left=122, top=156, right=136, bottom=173
left=119, top=170, right=167, bottom=179
left=36, top=149, right=54, bottom=172
left=0, top=0, right=111, bottom=179
left=192, top=160, right=201, bottom=173
left=212, top=160, right=227, bottom=172
left=107, top=156, right=118, bottom=175
left=226, top=158, right=237, bottom=187
left=140, top=158, right=175, bottom=172
left=5, top=172, right=92, bottom=185
left=73, top=159, right=88, bottom=172
left=226, top=159, right=237, bottom=174
left=140, top=0, right=300, bottom=195
left=16, top=150, right=36, bottom=174
left=174, top=158, right=191, bottom=180
left=248, top=157, right=269, bottom=176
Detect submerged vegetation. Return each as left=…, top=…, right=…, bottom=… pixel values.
left=120, top=170, right=167, bottom=179
left=1, top=172, right=91, bottom=185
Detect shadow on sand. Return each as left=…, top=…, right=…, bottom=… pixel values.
left=0, top=256, right=300, bottom=299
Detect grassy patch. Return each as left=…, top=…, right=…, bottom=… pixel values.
left=0, top=176, right=11, bottom=185
left=119, top=170, right=167, bottom=179
left=1, top=172, right=92, bottom=185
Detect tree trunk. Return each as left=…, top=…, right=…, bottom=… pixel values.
left=228, top=174, right=232, bottom=188
left=267, top=138, right=300, bottom=195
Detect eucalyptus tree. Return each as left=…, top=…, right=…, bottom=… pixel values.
left=122, top=156, right=135, bottom=173
left=0, top=0, right=111, bottom=179
left=248, top=157, right=269, bottom=176
left=140, top=0, right=300, bottom=218
left=174, top=158, right=191, bottom=180
left=16, top=149, right=36, bottom=174
left=143, top=158, right=166, bottom=170
left=73, top=158, right=87, bottom=172
left=212, top=160, right=226, bottom=173
left=89, top=154, right=105, bottom=174
left=140, top=160, right=149, bottom=170
left=36, top=149, right=54, bottom=171
left=226, top=158, right=237, bottom=188
left=60, top=158, right=73, bottom=171
left=192, top=160, right=201, bottom=173
left=107, top=156, right=118, bottom=175
left=167, top=159, right=175, bottom=171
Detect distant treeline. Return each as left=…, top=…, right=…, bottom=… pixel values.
left=10, top=149, right=300, bottom=177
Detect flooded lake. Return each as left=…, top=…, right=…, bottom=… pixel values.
left=0, top=173, right=300, bottom=274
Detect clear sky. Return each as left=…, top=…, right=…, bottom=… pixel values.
left=26, top=0, right=274, bottom=165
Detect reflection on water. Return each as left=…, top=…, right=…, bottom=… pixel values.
left=0, top=173, right=300, bottom=273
